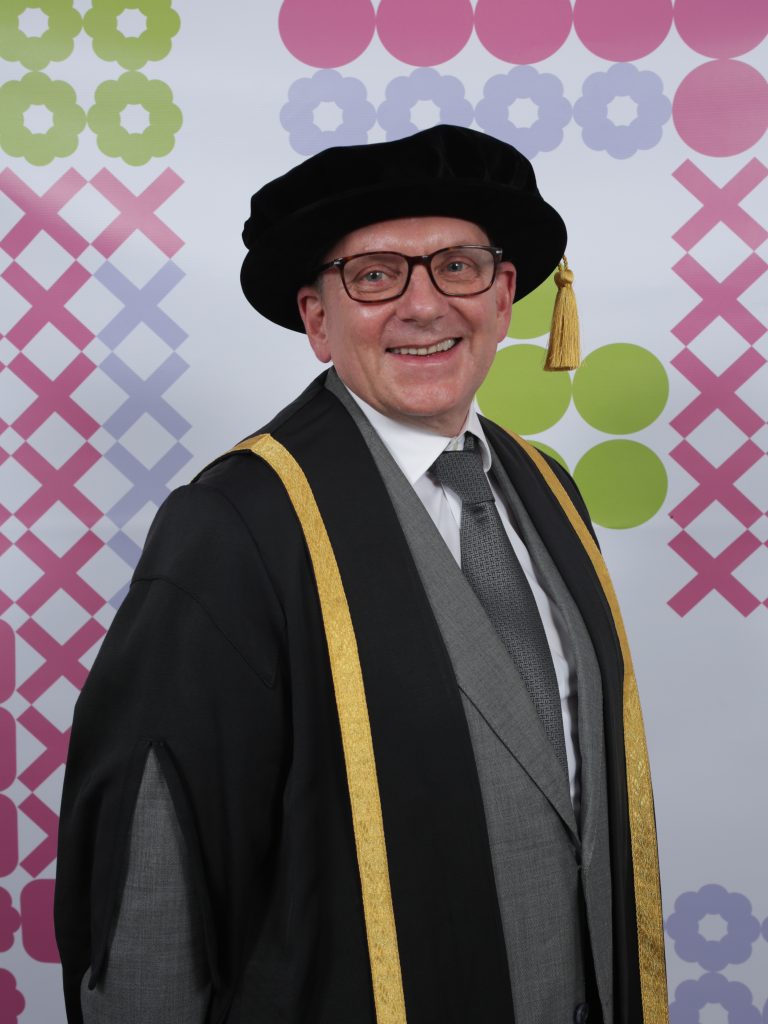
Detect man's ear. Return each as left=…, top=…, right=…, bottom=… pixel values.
left=495, top=262, right=516, bottom=343
left=297, top=285, right=331, bottom=363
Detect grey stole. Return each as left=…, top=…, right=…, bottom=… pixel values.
left=327, top=373, right=614, bottom=1024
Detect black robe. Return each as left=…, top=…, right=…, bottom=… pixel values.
left=55, top=373, right=654, bottom=1023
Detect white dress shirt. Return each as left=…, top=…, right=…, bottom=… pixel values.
left=345, top=388, right=582, bottom=816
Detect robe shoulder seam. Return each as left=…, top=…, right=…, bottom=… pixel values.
left=130, top=573, right=278, bottom=689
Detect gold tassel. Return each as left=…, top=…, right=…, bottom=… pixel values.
left=544, top=257, right=581, bottom=371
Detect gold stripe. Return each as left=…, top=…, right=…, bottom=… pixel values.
left=232, top=435, right=407, bottom=1024
left=510, top=436, right=669, bottom=1024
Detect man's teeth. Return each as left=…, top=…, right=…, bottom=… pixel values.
left=391, top=338, right=458, bottom=356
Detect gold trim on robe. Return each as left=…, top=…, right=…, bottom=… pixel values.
left=511, top=434, right=669, bottom=1024
left=232, top=435, right=408, bottom=1024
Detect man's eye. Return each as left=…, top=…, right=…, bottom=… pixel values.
left=362, top=269, right=388, bottom=282
left=446, top=261, right=469, bottom=273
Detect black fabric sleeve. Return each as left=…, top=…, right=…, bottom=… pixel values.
left=55, top=483, right=290, bottom=1024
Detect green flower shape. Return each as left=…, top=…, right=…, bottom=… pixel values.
left=0, top=71, right=86, bottom=165
left=87, top=71, right=182, bottom=165
left=0, top=0, right=82, bottom=71
left=84, top=0, right=180, bottom=70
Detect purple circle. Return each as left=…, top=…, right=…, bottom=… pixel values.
left=673, top=60, right=768, bottom=156
left=666, top=884, right=761, bottom=970
left=474, top=66, right=572, bottom=158
left=675, top=0, right=768, bottom=59
left=573, top=63, right=671, bottom=159
left=670, top=973, right=761, bottom=1023
left=280, top=70, right=376, bottom=156
left=377, top=68, right=473, bottom=141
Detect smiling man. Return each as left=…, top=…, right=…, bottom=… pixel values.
left=56, top=126, right=667, bottom=1024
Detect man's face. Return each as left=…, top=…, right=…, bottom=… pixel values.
left=298, top=216, right=516, bottom=436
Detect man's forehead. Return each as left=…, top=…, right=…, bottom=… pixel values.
left=324, top=215, right=491, bottom=259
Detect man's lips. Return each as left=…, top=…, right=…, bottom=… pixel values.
left=386, top=338, right=460, bottom=357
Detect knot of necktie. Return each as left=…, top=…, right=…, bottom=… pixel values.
left=431, top=433, right=494, bottom=506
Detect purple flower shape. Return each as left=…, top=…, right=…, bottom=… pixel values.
left=670, top=973, right=760, bottom=1024
left=0, top=888, right=21, bottom=952
left=280, top=70, right=376, bottom=156
left=377, top=68, right=473, bottom=141
left=0, top=969, right=25, bottom=1021
left=666, top=884, right=760, bottom=970
left=573, top=63, right=671, bottom=160
left=474, top=66, right=571, bottom=159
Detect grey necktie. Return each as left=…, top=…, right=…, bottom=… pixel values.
left=432, top=433, right=569, bottom=775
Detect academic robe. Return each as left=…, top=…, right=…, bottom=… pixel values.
left=55, top=372, right=663, bottom=1024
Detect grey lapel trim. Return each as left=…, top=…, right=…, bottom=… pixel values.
left=325, top=371, right=577, bottom=840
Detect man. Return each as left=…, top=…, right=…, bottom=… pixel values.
left=55, top=125, right=667, bottom=1023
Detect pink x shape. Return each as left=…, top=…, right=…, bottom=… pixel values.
left=17, top=706, right=70, bottom=792
left=17, top=616, right=104, bottom=702
left=3, top=261, right=94, bottom=351
left=672, top=253, right=766, bottom=346
left=19, top=793, right=59, bottom=877
left=15, top=530, right=104, bottom=617
left=0, top=168, right=88, bottom=260
left=670, top=348, right=765, bottom=437
left=14, top=442, right=101, bottom=529
left=8, top=352, right=98, bottom=439
left=670, top=439, right=762, bottom=528
left=669, top=530, right=761, bottom=616
left=91, top=168, right=183, bottom=259
left=673, top=159, right=768, bottom=252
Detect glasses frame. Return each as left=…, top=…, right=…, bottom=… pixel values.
left=315, top=245, right=504, bottom=303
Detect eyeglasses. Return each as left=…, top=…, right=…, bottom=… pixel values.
left=316, top=245, right=503, bottom=303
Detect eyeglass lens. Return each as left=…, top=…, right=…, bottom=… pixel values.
left=341, top=247, right=497, bottom=300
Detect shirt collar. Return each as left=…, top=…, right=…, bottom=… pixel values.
left=340, top=383, right=493, bottom=486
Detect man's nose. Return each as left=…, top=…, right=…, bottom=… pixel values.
left=395, top=263, right=448, bottom=319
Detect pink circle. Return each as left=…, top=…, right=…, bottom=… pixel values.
left=0, top=710, right=14, bottom=790
left=0, top=796, right=18, bottom=876
left=21, top=881, right=59, bottom=963
left=279, top=0, right=376, bottom=68
left=675, top=0, right=768, bottom=58
left=475, top=0, right=571, bottom=64
left=377, top=0, right=474, bottom=66
left=674, top=60, right=768, bottom=156
left=574, top=0, right=673, bottom=60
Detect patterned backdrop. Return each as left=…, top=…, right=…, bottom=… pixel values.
left=0, top=2, right=766, bottom=1021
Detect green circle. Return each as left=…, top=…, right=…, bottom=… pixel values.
left=529, top=442, right=568, bottom=472
left=572, top=343, right=668, bottom=434
left=0, top=1, right=82, bottom=71
left=87, top=70, right=182, bottom=165
left=477, top=344, right=571, bottom=434
left=84, top=0, right=180, bottom=71
left=0, top=71, right=85, bottom=165
left=574, top=440, right=667, bottom=529
left=508, top=271, right=556, bottom=339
